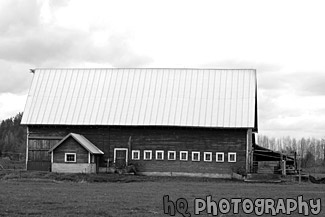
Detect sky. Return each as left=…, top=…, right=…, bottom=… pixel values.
left=0, top=0, right=325, bottom=139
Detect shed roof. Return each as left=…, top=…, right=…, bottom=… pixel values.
left=21, top=68, right=257, bottom=130
left=253, top=144, right=294, bottom=162
left=48, top=133, right=104, bottom=154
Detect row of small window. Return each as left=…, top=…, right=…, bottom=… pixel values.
left=131, top=150, right=237, bottom=162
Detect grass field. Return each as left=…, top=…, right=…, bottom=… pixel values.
left=0, top=172, right=324, bottom=216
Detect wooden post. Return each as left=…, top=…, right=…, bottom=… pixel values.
left=127, top=136, right=132, bottom=166
left=25, top=127, right=29, bottom=171
left=294, top=151, right=297, bottom=172
left=299, top=156, right=301, bottom=184
left=246, top=129, right=253, bottom=174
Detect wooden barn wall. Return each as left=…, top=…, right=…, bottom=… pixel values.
left=27, top=126, right=109, bottom=170
left=53, top=137, right=88, bottom=163
left=27, top=125, right=248, bottom=174
left=110, top=127, right=247, bottom=174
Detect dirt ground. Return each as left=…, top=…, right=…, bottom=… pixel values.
left=0, top=175, right=324, bottom=217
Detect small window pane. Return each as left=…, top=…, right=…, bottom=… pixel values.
left=132, top=150, right=140, bottom=160
left=216, top=152, right=224, bottom=162
left=180, top=151, right=188, bottom=161
left=156, top=151, right=164, bottom=160
left=228, top=153, right=236, bottom=162
left=192, top=152, right=200, bottom=161
left=204, top=152, right=212, bottom=162
left=144, top=150, right=152, bottom=160
left=168, top=151, right=176, bottom=160
left=65, top=153, right=76, bottom=162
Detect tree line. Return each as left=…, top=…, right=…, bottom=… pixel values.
left=258, top=135, right=325, bottom=168
left=0, top=113, right=26, bottom=160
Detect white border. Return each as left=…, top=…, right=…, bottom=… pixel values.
left=168, top=151, right=176, bottom=160
left=216, top=152, right=224, bottom=162
left=65, top=153, right=76, bottom=162
left=203, top=152, right=212, bottom=162
left=192, top=151, right=200, bottom=161
left=114, top=148, right=128, bottom=164
left=144, top=150, right=152, bottom=160
left=131, top=150, right=140, bottom=160
left=228, top=152, right=237, bottom=162
left=155, top=150, right=164, bottom=160
left=180, top=151, right=188, bottom=161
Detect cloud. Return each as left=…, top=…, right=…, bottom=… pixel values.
left=0, top=60, right=33, bottom=94
left=0, top=0, right=152, bottom=94
left=0, top=93, right=27, bottom=121
left=258, top=70, right=325, bottom=96
left=290, top=71, right=325, bottom=96
left=202, top=59, right=281, bottom=73
left=0, top=0, right=41, bottom=35
left=0, top=27, right=152, bottom=67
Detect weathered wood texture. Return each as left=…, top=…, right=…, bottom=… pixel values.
left=28, top=139, right=61, bottom=161
left=27, top=125, right=248, bottom=174
left=53, top=137, right=88, bottom=163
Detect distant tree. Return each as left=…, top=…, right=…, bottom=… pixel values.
left=0, top=112, right=26, bottom=159
left=302, top=151, right=315, bottom=168
left=292, top=138, right=297, bottom=152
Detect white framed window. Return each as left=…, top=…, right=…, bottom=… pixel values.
left=216, top=152, right=224, bottom=162
left=156, top=150, right=164, bottom=160
left=132, top=150, right=140, bottom=160
left=180, top=151, right=188, bottom=161
left=144, top=150, right=152, bottom=160
left=228, top=152, right=237, bottom=162
left=168, top=151, right=176, bottom=160
left=204, top=152, right=212, bottom=162
left=192, top=152, right=200, bottom=161
left=65, top=153, right=76, bottom=162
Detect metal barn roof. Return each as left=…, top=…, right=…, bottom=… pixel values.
left=21, top=68, right=257, bottom=129
left=48, top=133, right=104, bottom=154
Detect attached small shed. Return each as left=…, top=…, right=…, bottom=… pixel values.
left=21, top=68, right=258, bottom=178
left=48, top=133, right=104, bottom=173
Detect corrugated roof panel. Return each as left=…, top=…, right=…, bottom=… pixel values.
left=170, top=70, right=181, bottom=125
left=193, top=70, right=201, bottom=126
left=216, top=71, right=225, bottom=127
left=52, top=70, right=65, bottom=122
left=51, top=69, right=67, bottom=124
left=154, top=69, right=165, bottom=125
left=140, top=69, right=152, bottom=125
left=172, top=70, right=182, bottom=125
left=82, top=69, right=97, bottom=124
left=21, top=68, right=257, bottom=129
left=87, top=69, right=102, bottom=124
left=33, top=70, right=49, bottom=124
left=163, top=70, right=173, bottom=125
left=68, top=69, right=84, bottom=125
left=199, top=70, right=209, bottom=127
left=97, top=69, right=111, bottom=124
left=235, top=71, right=244, bottom=127
left=229, top=70, right=239, bottom=127
left=204, top=70, right=213, bottom=127
left=185, top=70, right=194, bottom=126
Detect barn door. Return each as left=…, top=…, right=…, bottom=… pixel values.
left=114, top=148, right=128, bottom=169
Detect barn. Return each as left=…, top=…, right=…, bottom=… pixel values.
left=21, top=68, right=258, bottom=178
